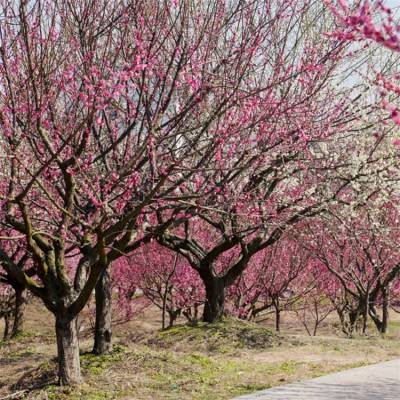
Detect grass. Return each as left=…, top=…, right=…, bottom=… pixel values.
left=150, top=318, right=276, bottom=353
left=389, top=320, right=400, bottom=328
left=1, top=302, right=400, bottom=399
left=21, top=344, right=380, bottom=400
left=80, top=345, right=127, bottom=375
left=0, top=330, right=37, bottom=348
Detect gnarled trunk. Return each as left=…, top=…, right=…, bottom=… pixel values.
left=203, top=278, right=225, bottom=323
left=93, top=268, right=112, bottom=354
left=55, top=315, right=81, bottom=385
left=11, top=287, right=26, bottom=338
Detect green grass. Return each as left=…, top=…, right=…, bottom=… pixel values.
left=151, top=317, right=276, bottom=353
left=38, top=385, right=114, bottom=400
left=389, top=320, right=400, bottom=328
left=119, top=346, right=301, bottom=399
left=0, top=330, right=37, bottom=348
left=80, top=345, right=127, bottom=375
left=3, top=346, right=37, bottom=360
left=2, top=316, right=399, bottom=400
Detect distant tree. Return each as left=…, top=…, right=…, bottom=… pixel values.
left=226, top=237, right=308, bottom=332
left=303, top=204, right=400, bottom=335
left=114, top=242, right=204, bottom=329
left=0, top=236, right=32, bottom=339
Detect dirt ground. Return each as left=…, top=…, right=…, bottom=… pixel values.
left=1, top=299, right=399, bottom=400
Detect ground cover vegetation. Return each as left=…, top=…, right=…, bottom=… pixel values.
left=0, top=0, right=400, bottom=397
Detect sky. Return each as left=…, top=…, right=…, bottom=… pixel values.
left=386, top=0, right=400, bottom=13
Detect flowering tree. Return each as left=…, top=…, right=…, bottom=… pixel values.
left=310, top=262, right=364, bottom=337
left=0, top=274, right=29, bottom=340
left=0, top=235, right=32, bottom=339
left=225, top=250, right=275, bottom=321
left=303, top=204, right=400, bottom=335
left=0, top=0, right=392, bottom=386
left=325, top=0, right=400, bottom=125
left=0, top=0, right=294, bottom=384
left=118, top=241, right=204, bottom=329
left=155, top=1, right=380, bottom=323
left=292, top=268, right=336, bottom=337
left=325, top=1, right=399, bottom=51
left=392, top=279, right=400, bottom=312
left=226, top=237, right=308, bottom=332
left=111, top=257, right=146, bottom=322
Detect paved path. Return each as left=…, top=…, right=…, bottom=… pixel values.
left=234, top=359, right=400, bottom=400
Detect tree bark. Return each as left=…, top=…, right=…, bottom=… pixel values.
left=55, top=314, right=82, bottom=385
left=275, top=305, right=281, bottom=333
left=362, top=294, right=369, bottom=335
left=161, top=284, right=169, bottom=330
left=11, top=287, right=26, bottom=338
left=381, top=286, right=389, bottom=334
left=3, top=313, right=11, bottom=340
left=168, top=309, right=180, bottom=328
left=349, top=306, right=361, bottom=335
left=93, top=268, right=112, bottom=355
left=203, top=278, right=225, bottom=323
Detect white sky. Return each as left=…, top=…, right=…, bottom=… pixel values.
left=386, top=0, right=400, bottom=12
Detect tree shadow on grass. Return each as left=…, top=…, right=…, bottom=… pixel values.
left=11, top=358, right=57, bottom=393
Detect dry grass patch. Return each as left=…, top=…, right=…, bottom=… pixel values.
left=1, top=302, right=400, bottom=399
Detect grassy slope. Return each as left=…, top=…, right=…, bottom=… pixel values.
left=1, top=300, right=400, bottom=400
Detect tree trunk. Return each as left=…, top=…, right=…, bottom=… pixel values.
left=168, top=311, right=174, bottom=328
left=193, top=304, right=199, bottom=325
left=55, top=315, right=82, bottom=385
left=336, top=309, right=346, bottom=335
left=381, top=286, right=389, bottom=334
left=273, top=297, right=281, bottom=333
left=203, top=278, right=225, bottom=323
left=93, top=268, right=112, bottom=355
left=11, top=287, right=26, bottom=338
left=168, top=309, right=180, bottom=328
left=349, top=306, right=360, bottom=335
left=161, top=284, right=169, bottom=330
left=275, top=307, right=281, bottom=333
left=362, top=294, right=369, bottom=335
left=3, top=313, right=11, bottom=340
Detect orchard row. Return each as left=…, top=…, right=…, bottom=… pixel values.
left=0, top=0, right=399, bottom=385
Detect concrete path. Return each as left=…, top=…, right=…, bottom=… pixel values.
left=234, top=359, right=400, bottom=400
